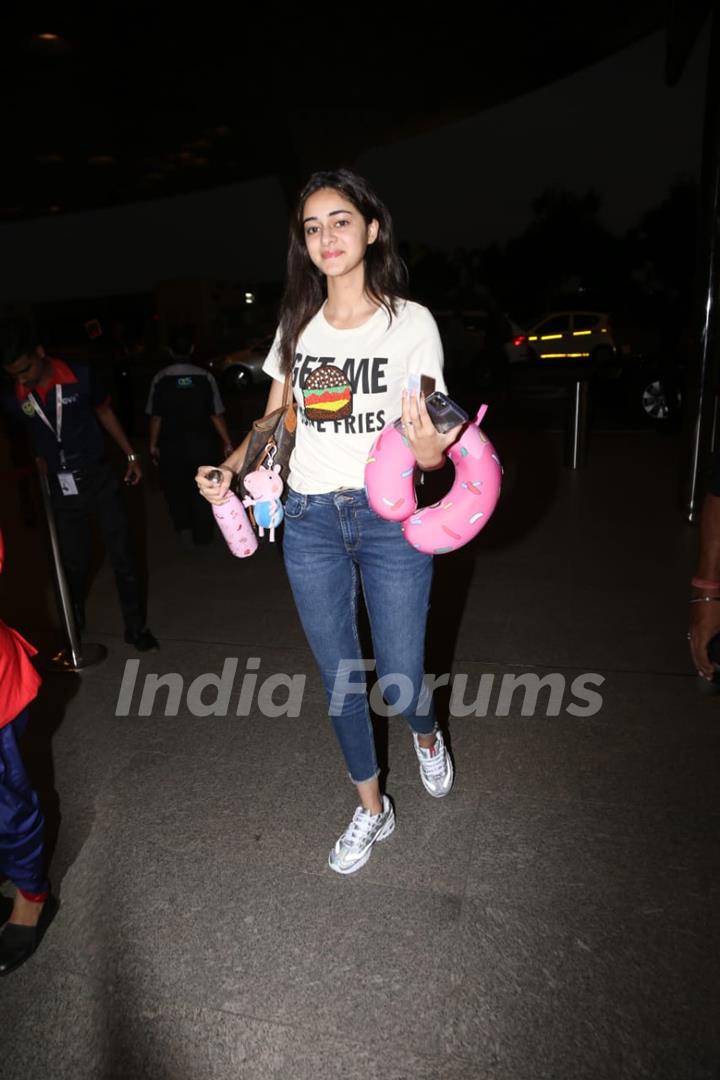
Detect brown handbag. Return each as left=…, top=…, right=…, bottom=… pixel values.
left=235, top=371, right=297, bottom=499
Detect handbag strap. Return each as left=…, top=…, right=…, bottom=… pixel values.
left=282, top=369, right=292, bottom=408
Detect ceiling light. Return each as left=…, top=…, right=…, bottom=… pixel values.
left=29, top=33, right=69, bottom=56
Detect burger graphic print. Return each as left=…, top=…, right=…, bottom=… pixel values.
left=302, top=365, right=353, bottom=422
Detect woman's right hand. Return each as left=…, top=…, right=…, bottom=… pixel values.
left=196, top=465, right=234, bottom=504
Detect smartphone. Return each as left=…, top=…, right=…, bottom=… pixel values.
left=424, top=391, right=469, bottom=433
left=420, top=375, right=436, bottom=398
left=406, top=374, right=436, bottom=397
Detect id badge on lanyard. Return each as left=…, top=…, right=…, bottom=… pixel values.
left=29, top=385, right=78, bottom=496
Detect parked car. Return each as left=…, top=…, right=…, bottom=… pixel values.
left=505, top=311, right=615, bottom=365
left=505, top=310, right=682, bottom=426
left=207, top=335, right=274, bottom=392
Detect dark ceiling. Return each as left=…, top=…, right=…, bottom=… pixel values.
left=0, top=3, right=696, bottom=223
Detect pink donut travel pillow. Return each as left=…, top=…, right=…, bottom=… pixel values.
left=365, top=405, right=502, bottom=554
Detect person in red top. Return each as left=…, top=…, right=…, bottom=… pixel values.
left=0, top=528, right=58, bottom=975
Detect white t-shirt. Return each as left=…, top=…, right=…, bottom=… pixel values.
left=262, top=299, right=447, bottom=494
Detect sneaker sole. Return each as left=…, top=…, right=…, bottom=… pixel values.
left=328, top=812, right=396, bottom=875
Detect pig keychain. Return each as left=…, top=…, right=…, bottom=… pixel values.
left=242, top=462, right=285, bottom=542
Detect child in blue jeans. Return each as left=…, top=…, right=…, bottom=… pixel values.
left=0, top=529, right=58, bottom=974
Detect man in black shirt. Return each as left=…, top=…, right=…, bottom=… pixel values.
left=146, top=330, right=233, bottom=545
left=1, top=320, right=158, bottom=652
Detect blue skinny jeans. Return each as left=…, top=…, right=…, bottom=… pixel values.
left=282, top=488, right=436, bottom=783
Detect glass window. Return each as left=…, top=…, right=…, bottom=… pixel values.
left=535, top=315, right=570, bottom=335
left=573, top=314, right=600, bottom=331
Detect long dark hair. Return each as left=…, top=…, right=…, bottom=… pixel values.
left=277, top=168, right=408, bottom=374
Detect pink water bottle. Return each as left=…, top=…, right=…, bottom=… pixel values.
left=206, top=469, right=258, bottom=558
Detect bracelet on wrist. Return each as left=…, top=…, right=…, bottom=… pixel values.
left=127, top=453, right=139, bottom=462
left=689, top=596, right=720, bottom=603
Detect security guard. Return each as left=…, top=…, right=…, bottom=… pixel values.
left=1, top=319, right=158, bottom=651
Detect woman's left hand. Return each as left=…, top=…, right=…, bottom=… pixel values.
left=400, top=391, right=462, bottom=470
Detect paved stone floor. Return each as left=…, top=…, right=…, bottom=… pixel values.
left=0, top=425, right=717, bottom=1079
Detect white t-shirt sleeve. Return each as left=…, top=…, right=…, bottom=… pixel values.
left=262, top=327, right=284, bottom=382
left=404, top=307, right=447, bottom=394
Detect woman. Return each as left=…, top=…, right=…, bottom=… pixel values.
left=197, top=169, right=461, bottom=874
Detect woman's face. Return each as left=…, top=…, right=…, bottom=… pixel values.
left=302, top=187, right=378, bottom=281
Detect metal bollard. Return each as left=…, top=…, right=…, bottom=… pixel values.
left=37, top=467, right=107, bottom=671
left=566, top=379, right=590, bottom=469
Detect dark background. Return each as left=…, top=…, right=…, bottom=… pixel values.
left=0, top=3, right=713, bottom=436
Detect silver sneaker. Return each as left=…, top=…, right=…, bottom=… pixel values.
left=328, top=795, right=396, bottom=875
left=413, top=729, right=454, bottom=797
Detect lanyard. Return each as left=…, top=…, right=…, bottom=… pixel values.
left=28, top=385, right=67, bottom=468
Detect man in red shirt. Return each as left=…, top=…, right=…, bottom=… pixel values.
left=0, top=529, right=58, bottom=975
left=1, top=319, right=158, bottom=651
